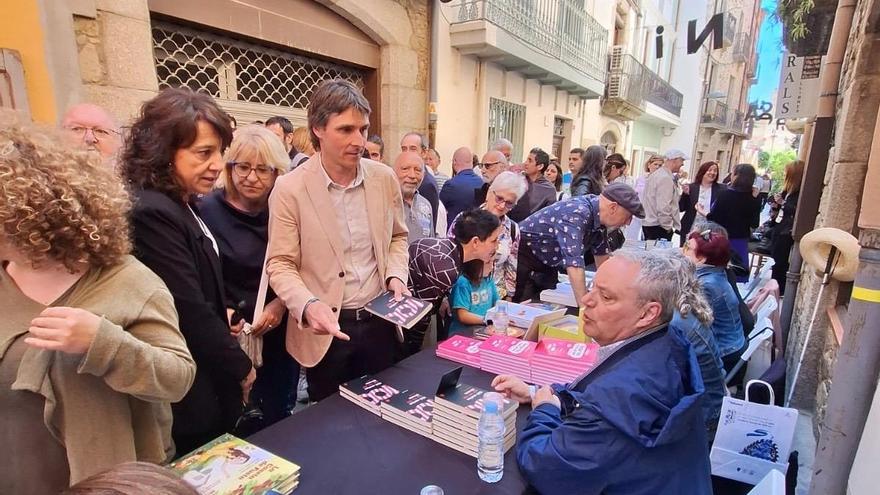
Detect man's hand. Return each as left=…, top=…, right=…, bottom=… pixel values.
left=491, top=374, right=532, bottom=405
left=251, top=299, right=286, bottom=337
left=227, top=308, right=245, bottom=336
left=387, top=277, right=411, bottom=302
left=241, top=366, right=257, bottom=404
left=532, top=385, right=561, bottom=410
left=26, top=306, right=101, bottom=354
left=566, top=266, right=587, bottom=309
left=304, top=300, right=350, bottom=341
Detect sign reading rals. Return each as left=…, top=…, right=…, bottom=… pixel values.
left=776, top=52, right=824, bottom=119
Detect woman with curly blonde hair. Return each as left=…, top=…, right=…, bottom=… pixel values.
left=0, top=111, right=196, bottom=493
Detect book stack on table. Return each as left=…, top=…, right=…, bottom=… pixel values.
left=380, top=391, right=434, bottom=439
left=435, top=334, right=483, bottom=367
left=530, top=338, right=600, bottom=386
left=432, top=384, right=518, bottom=458
left=338, top=375, right=403, bottom=415
left=171, top=433, right=301, bottom=494
left=478, top=335, right=536, bottom=382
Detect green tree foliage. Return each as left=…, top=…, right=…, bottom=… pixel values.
left=765, top=150, right=798, bottom=193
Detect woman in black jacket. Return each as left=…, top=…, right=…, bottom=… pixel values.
left=770, top=160, right=805, bottom=294
left=570, top=145, right=606, bottom=197
left=122, top=88, right=255, bottom=454
left=707, top=164, right=762, bottom=283
left=199, top=125, right=298, bottom=428
left=679, top=161, right=722, bottom=245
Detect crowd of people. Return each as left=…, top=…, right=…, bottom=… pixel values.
left=0, top=78, right=800, bottom=494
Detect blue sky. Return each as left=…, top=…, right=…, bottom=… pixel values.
left=749, top=0, right=783, bottom=104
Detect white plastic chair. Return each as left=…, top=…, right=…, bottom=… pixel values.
left=752, top=297, right=778, bottom=328
left=747, top=469, right=786, bottom=495
left=725, top=322, right=774, bottom=385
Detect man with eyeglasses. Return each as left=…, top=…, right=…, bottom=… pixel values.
left=61, top=103, right=121, bottom=166
left=473, top=150, right=509, bottom=205
left=439, top=146, right=483, bottom=223
left=513, top=183, right=645, bottom=305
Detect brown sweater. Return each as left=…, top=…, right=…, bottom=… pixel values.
left=0, top=255, right=196, bottom=487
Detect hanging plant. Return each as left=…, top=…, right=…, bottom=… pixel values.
left=778, top=0, right=816, bottom=40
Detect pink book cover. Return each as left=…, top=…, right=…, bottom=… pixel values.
left=437, top=335, right=483, bottom=356
left=480, top=335, right=536, bottom=361
left=532, top=339, right=599, bottom=367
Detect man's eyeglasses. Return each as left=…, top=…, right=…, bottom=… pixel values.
left=64, top=125, right=119, bottom=140
left=479, top=161, right=501, bottom=170
left=228, top=161, right=276, bottom=181
left=490, top=190, right=517, bottom=209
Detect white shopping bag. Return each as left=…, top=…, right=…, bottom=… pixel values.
left=710, top=380, right=798, bottom=485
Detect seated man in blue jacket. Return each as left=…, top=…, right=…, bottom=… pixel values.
left=493, top=248, right=713, bottom=495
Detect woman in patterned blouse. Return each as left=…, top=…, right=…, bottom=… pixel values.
left=447, top=171, right=527, bottom=300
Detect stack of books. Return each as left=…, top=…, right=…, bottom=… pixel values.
left=530, top=338, right=600, bottom=386
left=171, top=433, right=301, bottom=494
left=339, top=375, right=402, bottom=415
left=380, top=391, right=434, bottom=439
left=478, top=334, right=536, bottom=381
left=432, top=384, right=518, bottom=458
left=435, top=334, right=482, bottom=367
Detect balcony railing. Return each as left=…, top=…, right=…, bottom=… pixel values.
left=603, top=45, right=682, bottom=119
left=701, top=98, right=746, bottom=135
left=731, top=32, right=752, bottom=64
left=452, top=0, right=607, bottom=82
left=643, top=66, right=683, bottom=116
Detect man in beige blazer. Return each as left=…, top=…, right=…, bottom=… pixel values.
left=266, top=80, right=410, bottom=401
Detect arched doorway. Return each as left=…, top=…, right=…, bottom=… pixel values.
left=600, top=130, right=618, bottom=153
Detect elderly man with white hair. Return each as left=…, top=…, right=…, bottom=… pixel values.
left=393, top=151, right=434, bottom=243
left=490, top=137, right=514, bottom=162
left=494, top=248, right=712, bottom=495
left=448, top=171, right=528, bottom=300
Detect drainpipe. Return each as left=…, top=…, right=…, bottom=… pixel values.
left=428, top=0, right=440, bottom=149
left=808, top=92, right=880, bottom=495
left=778, top=0, right=856, bottom=354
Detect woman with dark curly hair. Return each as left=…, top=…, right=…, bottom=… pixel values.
left=122, top=88, right=255, bottom=454
left=0, top=111, right=195, bottom=493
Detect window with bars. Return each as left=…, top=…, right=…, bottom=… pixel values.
left=487, top=98, right=526, bottom=164
left=151, top=21, right=366, bottom=111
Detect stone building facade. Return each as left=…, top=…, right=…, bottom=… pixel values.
left=6, top=0, right=431, bottom=152
left=784, top=0, right=880, bottom=430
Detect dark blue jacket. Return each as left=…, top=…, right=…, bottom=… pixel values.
left=439, top=169, right=483, bottom=222
left=418, top=169, right=439, bottom=231
left=517, top=325, right=712, bottom=495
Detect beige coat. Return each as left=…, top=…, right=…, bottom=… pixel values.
left=266, top=156, right=409, bottom=367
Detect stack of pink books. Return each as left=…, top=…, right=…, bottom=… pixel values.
left=479, top=335, right=536, bottom=381
left=435, top=335, right=482, bottom=367
left=530, top=338, right=600, bottom=386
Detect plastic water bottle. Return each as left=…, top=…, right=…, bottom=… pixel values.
left=493, top=301, right=509, bottom=335
left=477, top=394, right=505, bottom=483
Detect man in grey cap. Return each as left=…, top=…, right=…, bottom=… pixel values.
left=642, top=148, right=688, bottom=241
left=514, top=183, right=645, bottom=305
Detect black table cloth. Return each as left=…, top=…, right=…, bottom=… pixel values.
left=248, top=347, right=532, bottom=494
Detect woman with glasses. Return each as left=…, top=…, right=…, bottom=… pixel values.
left=448, top=171, right=528, bottom=300
left=198, top=125, right=295, bottom=429
left=123, top=88, right=255, bottom=454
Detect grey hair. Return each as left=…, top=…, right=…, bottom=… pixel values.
left=610, top=248, right=713, bottom=326
left=402, top=131, right=428, bottom=150
left=488, top=171, right=528, bottom=201
left=491, top=138, right=513, bottom=151
left=691, top=220, right=728, bottom=238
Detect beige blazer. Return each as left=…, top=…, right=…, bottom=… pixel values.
left=266, top=155, right=409, bottom=367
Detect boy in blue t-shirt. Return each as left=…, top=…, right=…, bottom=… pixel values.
left=449, top=258, right=499, bottom=336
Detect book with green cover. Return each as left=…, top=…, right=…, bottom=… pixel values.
left=170, top=433, right=300, bottom=495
